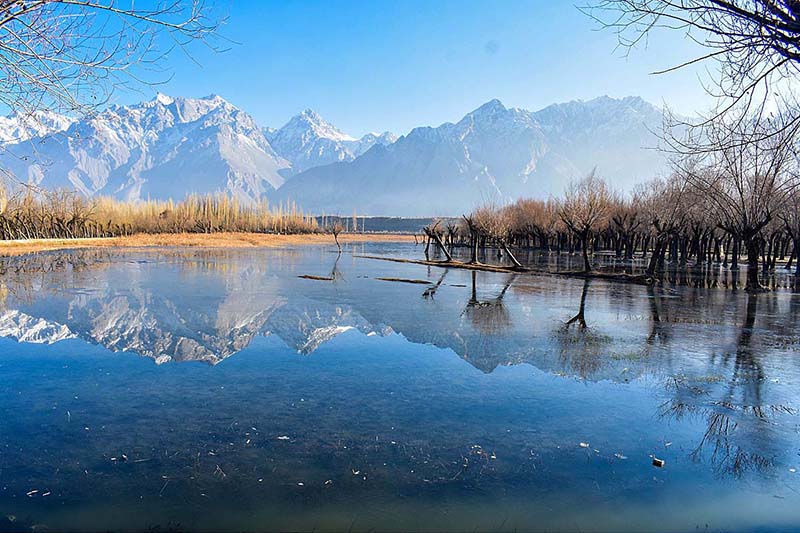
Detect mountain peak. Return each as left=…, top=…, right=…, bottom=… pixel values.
left=473, top=98, right=506, bottom=115
left=154, top=92, right=174, bottom=106
left=280, top=109, right=354, bottom=143
left=299, top=108, right=323, bottom=121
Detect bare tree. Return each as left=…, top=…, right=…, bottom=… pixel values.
left=558, top=171, right=615, bottom=273
left=422, top=220, right=453, bottom=261
left=779, top=189, right=800, bottom=275
left=673, top=110, right=800, bottom=290
left=476, top=204, right=524, bottom=268
left=0, top=1, right=223, bottom=117
left=461, top=214, right=481, bottom=264
left=327, top=221, right=344, bottom=252
left=611, top=195, right=642, bottom=260
left=583, top=0, right=800, bottom=142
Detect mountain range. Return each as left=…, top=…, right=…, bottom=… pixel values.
left=0, top=94, right=668, bottom=215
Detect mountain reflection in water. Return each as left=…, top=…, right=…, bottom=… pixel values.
left=0, top=244, right=798, bottom=532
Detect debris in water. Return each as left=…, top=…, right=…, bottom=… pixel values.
left=579, top=442, right=590, bottom=448
left=614, top=453, right=628, bottom=460
left=790, top=468, right=796, bottom=473
left=351, top=469, right=360, bottom=475
left=652, top=457, right=665, bottom=468
left=26, top=490, right=38, bottom=497
left=376, top=277, right=432, bottom=285
left=297, top=482, right=304, bottom=486
left=664, top=442, right=673, bottom=447
left=276, top=436, right=290, bottom=441
left=324, top=480, right=333, bottom=485
left=298, top=275, right=334, bottom=281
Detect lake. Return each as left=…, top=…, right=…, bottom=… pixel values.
left=0, top=243, right=799, bottom=532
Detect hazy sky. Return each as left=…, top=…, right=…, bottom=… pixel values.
left=121, top=0, right=712, bottom=136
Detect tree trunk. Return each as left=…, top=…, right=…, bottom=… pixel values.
left=581, top=232, right=592, bottom=273
left=745, top=238, right=761, bottom=292
left=646, top=237, right=663, bottom=277
left=469, top=231, right=479, bottom=264
left=431, top=231, right=453, bottom=262
left=502, top=241, right=523, bottom=269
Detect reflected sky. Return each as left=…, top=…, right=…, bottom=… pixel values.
left=0, top=244, right=799, bottom=532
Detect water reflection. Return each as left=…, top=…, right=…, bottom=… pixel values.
left=555, top=279, right=611, bottom=378
left=462, top=271, right=515, bottom=334
left=658, top=292, right=797, bottom=478
left=0, top=245, right=799, bottom=531
left=0, top=247, right=798, bottom=378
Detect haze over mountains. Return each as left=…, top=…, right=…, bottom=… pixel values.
left=0, top=94, right=669, bottom=216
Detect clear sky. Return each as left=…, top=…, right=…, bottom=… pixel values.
left=120, top=0, right=712, bottom=137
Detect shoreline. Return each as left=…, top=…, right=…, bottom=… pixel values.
left=0, top=232, right=416, bottom=257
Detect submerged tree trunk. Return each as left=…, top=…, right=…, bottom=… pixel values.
left=431, top=231, right=453, bottom=262
left=581, top=232, right=591, bottom=273
left=646, top=236, right=665, bottom=278
left=469, top=231, right=479, bottom=264
left=745, top=238, right=762, bottom=292
left=502, top=241, right=523, bottom=269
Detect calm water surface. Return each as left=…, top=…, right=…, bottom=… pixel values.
left=0, top=243, right=799, bottom=532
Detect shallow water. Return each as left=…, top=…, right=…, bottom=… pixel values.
left=0, top=243, right=799, bottom=532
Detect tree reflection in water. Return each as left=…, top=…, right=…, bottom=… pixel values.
left=645, top=285, right=669, bottom=348
left=556, top=279, right=611, bottom=378
left=659, top=293, right=795, bottom=477
left=461, top=271, right=516, bottom=335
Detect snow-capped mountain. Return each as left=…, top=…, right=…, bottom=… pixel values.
left=267, top=109, right=396, bottom=174
left=0, top=256, right=383, bottom=364
left=0, top=310, right=75, bottom=344
left=0, top=110, right=75, bottom=144
left=272, top=96, right=668, bottom=215
left=0, top=94, right=290, bottom=202
left=0, top=94, right=668, bottom=215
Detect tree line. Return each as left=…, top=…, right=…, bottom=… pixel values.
left=429, top=111, right=800, bottom=292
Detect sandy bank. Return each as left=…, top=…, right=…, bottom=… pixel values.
left=0, top=232, right=415, bottom=256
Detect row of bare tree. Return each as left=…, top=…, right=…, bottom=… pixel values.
left=430, top=112, right=800, bottom=292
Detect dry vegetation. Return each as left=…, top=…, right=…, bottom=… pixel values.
left=0, top=188, right=418, bottom=255
left=0, top=189, right=319, bottom=240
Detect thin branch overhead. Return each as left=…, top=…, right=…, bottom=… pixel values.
left=0, top=0, right=225, bottom=117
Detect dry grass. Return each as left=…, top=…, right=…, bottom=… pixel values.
left=0, top=232, right=415, bottom=256
left=0, top=189, right=319, bottom=239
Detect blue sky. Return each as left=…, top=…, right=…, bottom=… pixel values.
left=125, top=0, right=711, bottom=136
